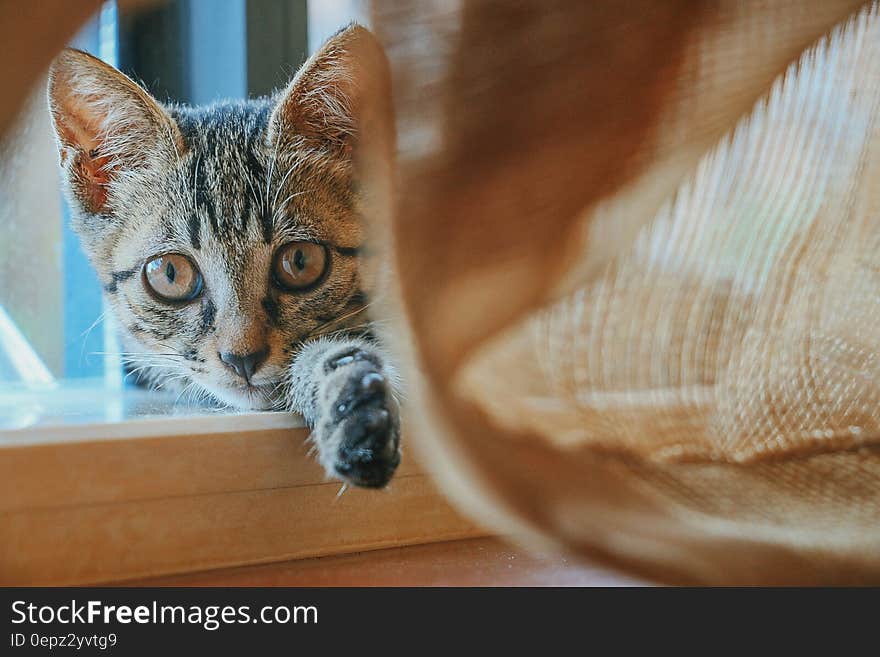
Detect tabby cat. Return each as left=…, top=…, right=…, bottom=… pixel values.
left=46, top=25, right=401, bottom=488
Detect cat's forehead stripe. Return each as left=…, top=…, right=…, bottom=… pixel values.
left=171, top=101, right=274, bottom=246
left=187, top=210, right=201, bottom=250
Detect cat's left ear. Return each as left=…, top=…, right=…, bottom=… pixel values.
left=268, top=24, right=385, bottom=154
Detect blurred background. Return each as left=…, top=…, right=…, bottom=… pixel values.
left=0, top=0, right=366, bottom=388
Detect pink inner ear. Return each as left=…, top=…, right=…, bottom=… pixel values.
left=55, top=105, right=116, bottom=212
left=54, top=91, right=106, bottom=151
left=75, top=149, right=113, bottom=212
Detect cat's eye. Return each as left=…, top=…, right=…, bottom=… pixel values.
left=143, top=253, right=203, bottom=303
left=273, top=241, right=328, bottom=291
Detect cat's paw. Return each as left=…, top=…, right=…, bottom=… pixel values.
left=318, top=347, right=401, bottom=488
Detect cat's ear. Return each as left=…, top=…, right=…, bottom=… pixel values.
left=268, top=24, right=383, bottom=154
left=47, top=48, right=183, bottom=214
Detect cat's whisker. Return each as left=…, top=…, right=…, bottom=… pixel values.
left=265, top=120, right=283, bottom=211
left=311, top=324, right=370, bottom=341
left=264, top=381, right=285, bottom=406
left=94, top=351, right=184, bottom=358
left=307, top=320, right=379, bottom=346
left=270, top=191, right=306, bottom=224
left=336, top=483, right=348, bottom=499
left=125, top=364, right=183, bottom=381
left=270, top=163, right=299, bottom=209
left=160, top=371, right=190, bottom=387
left=121, top=362, right=186, bottom=376
left=78, top=311, right=107, bottom=340
left=271, top=381, right=288, bottom=406
left=309, top=303, right=373, bottom=337
left=184, top=381, right=207, bottom=407
left=113, top=354, right=186, bottom=376
left=244, top=172, right=265, bottom=217
left=172, top=379, right=200, bottom=406
left=124, top=364, right=185, bottom=378
left=171, top=382, right=192, bottom=405
left=182, top=382, right=210, bottom=409
left=191, top=153, right=202, bottom=215
left=77, top=311, right=108, bottom=367
left=122, top=363, right=161, bottom=383
left=187, top=382, right=203, bottom=400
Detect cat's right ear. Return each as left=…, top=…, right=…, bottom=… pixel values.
left=47, top=48, right=183, bottom=214
left=267, top=25, right=388, bottom=155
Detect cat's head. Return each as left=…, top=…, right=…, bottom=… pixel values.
left=47, top=25, right=380, bottom=409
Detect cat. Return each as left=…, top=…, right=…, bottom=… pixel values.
left=46, top=25, right=401, bottom=489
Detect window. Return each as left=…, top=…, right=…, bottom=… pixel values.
left=0, top=0, right=367, bottom=419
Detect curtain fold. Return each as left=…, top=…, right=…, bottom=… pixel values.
left=369, top=0, right=880, bottom=583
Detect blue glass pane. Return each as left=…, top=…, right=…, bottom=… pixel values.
left=63, top=2, right=119, bottom=380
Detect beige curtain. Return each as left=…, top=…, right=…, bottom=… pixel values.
left=369, top=0, right=880, bottom=583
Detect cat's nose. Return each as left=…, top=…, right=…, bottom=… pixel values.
left=219, top=347, right=269, bottom=383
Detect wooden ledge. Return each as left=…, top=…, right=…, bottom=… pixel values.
left=0, top=409, right=484, bottom=585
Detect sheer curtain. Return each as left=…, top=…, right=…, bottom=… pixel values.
left=371, top=0, right=880, bottom=583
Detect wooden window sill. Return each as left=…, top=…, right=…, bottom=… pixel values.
left=0, top=383, right=484, bottom=585
left=128, top=537, right=644, bottom=587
